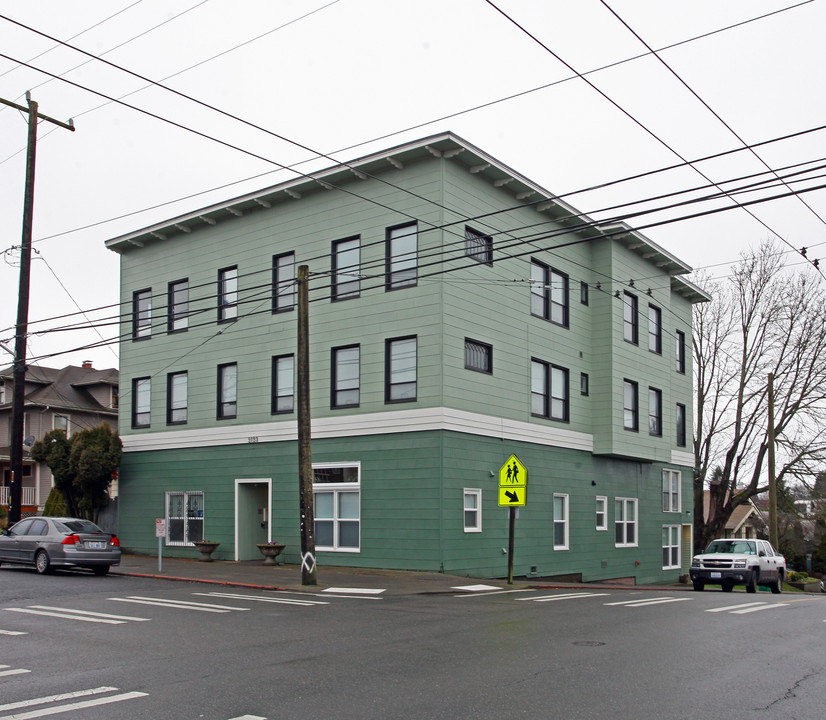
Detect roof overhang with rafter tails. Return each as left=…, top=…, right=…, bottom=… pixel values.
left=105, top=131, right=710, bottom=303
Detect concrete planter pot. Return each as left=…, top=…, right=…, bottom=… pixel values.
left=256, top=543, right=286, bottom=565
left=788, top=580, right=821, bottom=592
left=192, top=541, right=220, bottom=562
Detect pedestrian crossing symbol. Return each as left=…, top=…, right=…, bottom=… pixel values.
left=498, top=454, right=527, bottom=506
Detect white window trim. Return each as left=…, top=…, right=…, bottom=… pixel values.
left=53, top=414, right=71, bottom=437
left=463, top=488, right=482, bottom=533
left=553, top=493, right=569, bottom=550
left=615, top=497, right=638, bottom=548
left=662, top=524, right=681, bottom=570
left=313, top=461, right=361, bottom=552
left=595, top=495, right=607, bottom=531
left=663, top=469, right=681, bottom=513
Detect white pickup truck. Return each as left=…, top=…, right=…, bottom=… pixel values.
left=689, top=538, right=786, bottom=593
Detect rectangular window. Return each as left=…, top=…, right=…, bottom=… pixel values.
left=676, top=330, right=686, bottom=374
left=271, top=355, right=294, bottom=414
left=313, top=463, right=360, bottom=551
left=662, top=525, right=680, bottom=569
left=648, top=304, right=662, bottom=354
left=676, top=403, right=687, bottom=447
left=53, top=414, right=70, bottom=437
left=662, top=469, right=681, bottom=512
left=464, top=338, right=492, bottom=374
left=465, top=226, right=493, bottom=265
left=273, top=252, right=295, bottom=312
left=132, top=377, right=151, bottom=428
left=580, top=281, right=589, bottom=305
left=530, top=260, right=568, bottom=327
left=463, top=488, right=482, bottom=532
left=168, top=279, right=188, bottom=333
left=615, top=497, right=638, bottom=547
left=623, top=291, right=638, bottom=344
left=386, top=222, right=417, bottom=290
left=386, top=336, right=417, bottom=403
left=111, top=386, right=119, bottom=409
left=596, top=496, right=607, bottom=531
left=580, top=372, right=589, bottom=396
left=217, top=362, right=237, bottom=419
left=623, top=379, right=638, bottom=431
left=531, top=360, right=569, bottom=421
left=0, top=381, right=5, bottom=405
left=553, top=493, right=569, bottom=550
left=166, top=491, right=204, bottom=546
left=332, top=237, right=360, bottom=300
left=332, top=345, right=359, bottom=408
left=649, top=387, right=662, bottom=436
left=132, top=289, right=152, bottom=340
left=218, top=266, right=238, bottom=322
left=167, top=371, right=187, bottom=425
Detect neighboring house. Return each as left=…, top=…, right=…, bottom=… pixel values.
left=0, top=362, right=119, bottom=512
left=106, top=132, right=709, bottom=582
left=703, top=491, right=768, bottom=540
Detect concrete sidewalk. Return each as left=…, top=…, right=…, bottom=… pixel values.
left=113, top=554, right=528, bottom=596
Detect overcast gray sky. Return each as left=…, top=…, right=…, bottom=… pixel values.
left=1, top=0, right=824, bottom=370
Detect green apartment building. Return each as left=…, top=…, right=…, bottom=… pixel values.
left=107, top=133, right=708, bottom=583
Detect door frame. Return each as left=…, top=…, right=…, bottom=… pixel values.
left=234, top=478, right=272, bottom=561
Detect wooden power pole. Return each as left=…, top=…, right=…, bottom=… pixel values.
left=297, top=264, right=317, bottom=585
left=1, top=93, right=74, bottom=525
left=768, top=372, right=778, bottom=547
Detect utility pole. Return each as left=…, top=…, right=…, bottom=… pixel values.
left=1, top=94, right=74, bottom=525
left=768, top=372, right=778, bottom=547
left=296, top=264, right=317, bottom=585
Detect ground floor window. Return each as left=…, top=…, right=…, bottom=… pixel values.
left=615, top=497, right=638, bottom=547
left=166, top=491, right=204, bottom=546
left=553, top=493, right=569, bottom=549
left=662, top=525, right=680, bottom=569
left=313, top=463, right=360, bottom=551
left=595, top=496, right=607, bottom=531
left=463, top=488, right=481, bottom=532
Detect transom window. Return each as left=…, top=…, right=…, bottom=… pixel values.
left=313, top=463, right=360, bottom=551
left=332, top=237, right=360, bottom=300
left=464, top=338, right=492, bottom=374
left=463, top=489, right=482, bottom=532
left=133, top=289, right=152, bottom=340
left=662, top=469, right=681, bottom=512
left=273, top=252, right=295, bottom=312
left=218, top=266, right=238, bottom=322
left=530, top=260, right=569, bottom=327
left=465, top=226, right=493, bottom=265
left=386, top=222, right=417, bottom=290
left=166, top=491, right=204, bottom=546
left=615, top=497, right=638, bottom=547
left=531, top=359, right=569, bottom=421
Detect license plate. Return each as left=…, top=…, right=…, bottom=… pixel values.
left=85, top=541, right=105, bottom=549
left=710, top=572, right=721, bottom=579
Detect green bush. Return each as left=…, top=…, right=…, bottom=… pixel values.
left=41, top=487, right=69, bottom=517
left=789, top=571, right=812, bottom=583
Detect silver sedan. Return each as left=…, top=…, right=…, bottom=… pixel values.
left=0, top=516, right=121, bottom=575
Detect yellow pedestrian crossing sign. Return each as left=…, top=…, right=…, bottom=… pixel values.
left=498, top=454, right=527, bottom=506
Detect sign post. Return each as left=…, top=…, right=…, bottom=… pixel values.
left=498, top=455, right=528, bottom=584
left=155, top=519, right=167, bottom=573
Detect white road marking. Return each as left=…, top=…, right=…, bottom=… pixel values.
left=605, top=597, right=692, bottom=607
left=0, top=687, right=119, bottom=712
left=196, top=592, right=328, bottom=606
left=731, top=604, right=789, bottom=614
left=109, top=596, right=249, bottom=613
left=0, top=665, right=30, bottom=678
left=5, top=608, right=126, bottom=625
left=228, top=716, right=268, bottom=720
left=322, top=587, right=385, bottom=595
left=528, top=592, right=612, bottom=602
left=452, top=584, right=501, bottom=592
left=706, top=602, right=766, bottom=613
left=456, top=589, right=534, bottom=597
left=0, top=629, right=27, bottom=636
left=0, top=691, right=147, bottom=719
left=30, top=606, right=150, bottom=622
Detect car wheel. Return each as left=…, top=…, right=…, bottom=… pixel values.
left=770, top=573, right=783, bottom=594
left=692, top=580, right=704, bottom=591
left=35, top=550, right=53, bottom=575
left=746, top=571, right=757, bottom=593
left=92, top=565, right=110, bottom=577
left=722, top=583, right=734, bottom=592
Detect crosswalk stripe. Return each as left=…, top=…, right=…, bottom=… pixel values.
left=706, top=602, right=766, bottom=613
left=0, top=629, right=27, bottom=636
left=0, top=691, right=147, bottom=720
left=30, top=606, right=150, bottom=622
left=456, top=589, right=534, bottom=597
left=5, top=608, right=126, bottom=625
left=195, top=592, right=328, bottom=606
left=0, top=666, right=30, bottom=678
left=731, top=604, right=789, bottom=614
left=322, top=587, right=385, bottom=595
left=604, top=597, right=691, bottom=606
left=228, top=716, right=267, bottom=720
left=526, top=593, right=611, bottom=603
left=0, top=687, right=119, bottom=712
left=109, top=596, right=249, bottom=613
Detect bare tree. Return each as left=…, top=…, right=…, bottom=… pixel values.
left=693, top=240, right=826, bottom=552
